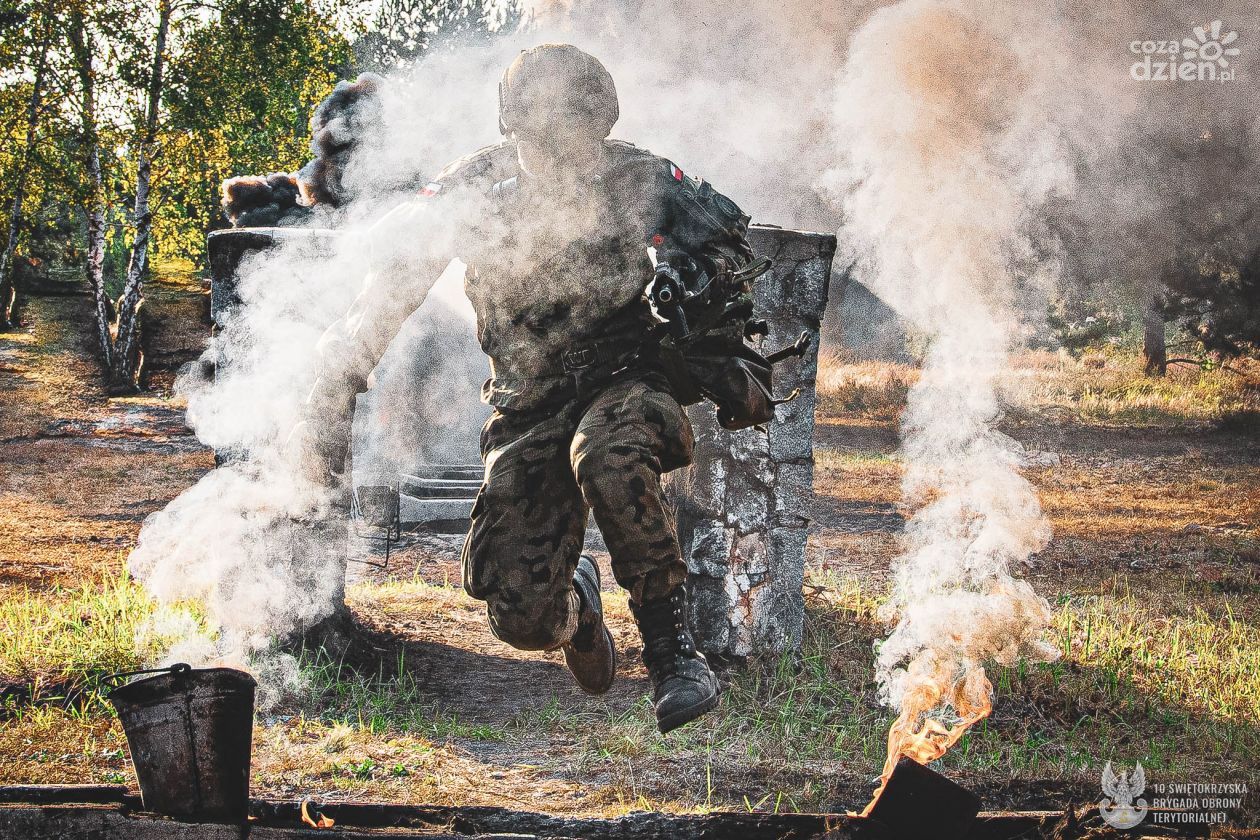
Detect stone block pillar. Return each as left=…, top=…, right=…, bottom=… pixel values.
left=675, top=225, right=835, bottom=660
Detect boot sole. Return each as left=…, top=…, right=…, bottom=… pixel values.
left=656, top=685, right=720, bottom=734
left=566, top=625, right=618, bottom=696
left=566, top=557, right=617, bottom=695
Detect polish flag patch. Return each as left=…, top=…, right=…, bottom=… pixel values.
left=419, top=181, right=443, bottom=197
left=668, top=163, right=684, bottom=182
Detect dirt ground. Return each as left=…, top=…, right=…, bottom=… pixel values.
left=0, top=291, right=1257, bottom=829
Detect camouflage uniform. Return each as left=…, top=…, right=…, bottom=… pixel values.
left=466, top=371, right=693, bottom=650
left=312, top=139, right=752, bottom=652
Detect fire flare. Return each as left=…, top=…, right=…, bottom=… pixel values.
left=858, top=663, right=992, bottom=816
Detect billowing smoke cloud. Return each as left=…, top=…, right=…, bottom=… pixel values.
left=818, top=0, right=1259, bottom=783
left=297, top=72, right=397, bottom=208
left=130, top=0, right=1259, bottom=714
left=824, top=0, right=1069, bottom=774
left=131, top=179, right=494, bottom=705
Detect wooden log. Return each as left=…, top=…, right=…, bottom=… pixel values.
left=0, top=785, right=138, bottom=807
left=0, top=788, right=1219, bottom=839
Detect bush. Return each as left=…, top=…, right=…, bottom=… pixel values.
left=816, top=353, right=916, bottom=419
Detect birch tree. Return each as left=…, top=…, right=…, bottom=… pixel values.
left=105, top=0, right=171, bottom=392
left=0, top=5, right=54, bottom=329
left=69, top=6, right=113, bottom=365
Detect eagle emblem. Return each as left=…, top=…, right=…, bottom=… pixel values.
left=1099, top=761, right=1149, bottom=829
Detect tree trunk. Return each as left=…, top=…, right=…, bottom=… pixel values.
left=1143, top=295, right=1167, bottom=377
left=70, top=11, right=112, bottom=368
left=108, top=0, right=171, bottom=393
left=0, top=24, right=52, bottom=329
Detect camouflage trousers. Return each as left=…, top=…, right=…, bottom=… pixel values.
left=461, top=373, right=693, bottom=651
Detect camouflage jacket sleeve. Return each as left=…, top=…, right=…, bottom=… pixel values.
left=306, top=142, right=516, bottom=431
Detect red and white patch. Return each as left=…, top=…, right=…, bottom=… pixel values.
left=419, top=181, right=443, bottom=197
left=668, top=163, right=684, bottom=182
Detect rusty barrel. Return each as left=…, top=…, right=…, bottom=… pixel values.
left=107, top=663, right=256, bottom=822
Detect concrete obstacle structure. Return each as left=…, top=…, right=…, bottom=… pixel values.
left=675, top=226, right=835, bottom=660
left=206, top=224, right=835, bottom=661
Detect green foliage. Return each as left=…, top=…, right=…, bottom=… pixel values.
left=357, top=0, right=521, bottom=70
left=1045, top=300, right=1130, bottom=356
left=1162, top=249, right=1260, bottom=359
left=0, top=0, right=516, bottom=280
left=157, top=0, right=355, bottom=262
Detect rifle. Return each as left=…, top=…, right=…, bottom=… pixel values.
left=646, top=258, right=691, bottom=340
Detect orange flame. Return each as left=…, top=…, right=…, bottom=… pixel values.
left=301, top=798, right=335, bottom=829
left=857, top=663, right=993, bottom=817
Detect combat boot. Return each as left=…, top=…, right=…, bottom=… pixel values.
left=562, top=555, right=617, bottom=695
left=630, top=585, right=720, bottom=733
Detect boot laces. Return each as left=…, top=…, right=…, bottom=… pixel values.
left=638, top=590, right=697, bottom=681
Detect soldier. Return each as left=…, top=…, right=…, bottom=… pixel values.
left=302, top=44, right=754, bottom=733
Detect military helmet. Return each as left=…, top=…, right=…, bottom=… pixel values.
left=498, top=43, right=619, bottom=140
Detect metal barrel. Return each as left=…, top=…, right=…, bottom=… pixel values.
left=106, top=664, right=256, bottom=823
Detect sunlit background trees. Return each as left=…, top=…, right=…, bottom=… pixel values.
left=0, top=0, right=1255, bottom=392
left=0, top=0, right=512, bottom=390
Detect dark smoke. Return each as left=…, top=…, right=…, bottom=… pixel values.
left=297, top=72, right=392, bottom=207
left=221, top=172, right=310, bottom=228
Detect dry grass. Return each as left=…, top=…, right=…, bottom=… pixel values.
left=817, top=348, right=1260, bottom=429
left=815, top=353, right=917, bottom=421
left=4, top=565, right=1254, bottom=815
left=1011, top=351, right=1260, bottom=427
left=251, top=717, right=593, bottom=810
left=2, top=296, right=1259, bottom=819
left=0, top=711, right=131, bottom=786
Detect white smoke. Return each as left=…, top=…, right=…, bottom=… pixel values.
left=129, top=232, right=371, bottom=703
left=823, top=1, right=1068, bottom=724
left=128, top=0, right=1259, bottom=713
left=820, top=0, right=1257, bottom=739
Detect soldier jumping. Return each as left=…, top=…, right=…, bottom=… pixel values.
left=302, top=44, right=759, bottom=733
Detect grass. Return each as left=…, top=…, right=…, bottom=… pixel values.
left=815, top=353, right=916, bottom=420
left=1011, top=350, right=1260, bottom=427
left=817, top=348, right=1260, bottom=428
left=1055, top=579, right=1260, bottom=723
left=0, top=570, right=154, bottom=693
left=0, top=561, right=1256, bottom=812
left=323, top=571, right=1257, bottom=809
left=2, top=335, right=1259, bottom=816
left=298, top=646, right=509, bottom=743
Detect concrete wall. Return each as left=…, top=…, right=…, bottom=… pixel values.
left=675, top=226, right=835, bottom=660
